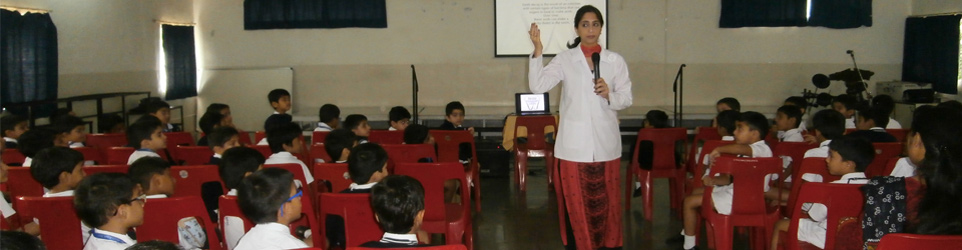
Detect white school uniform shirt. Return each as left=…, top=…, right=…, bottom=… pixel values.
left=710, top=140, right=772, bottom=215
left=528, top=47, right=633, bottom=163
left=797, top=172, right=868, bottom=249
left=844, top=117, right=856, bottom=129
left=84, top=228, right=136, bottom=250
left=886, top=118, right=902, bottom=129
left=234, top=222, right=308, bottom=250
left=778, top=128, right=804, bottom=142
left=213, top=153, right=222, bottom=159
left=222, top=189, right=245, bottom=250
left=127, top=150, right=161, bottom=165
left=798, top=114, right=809, bottom=132
left=3, top=137, right=16, bottom=144
left=377, top=232, right=419, bottom=246
left=70, top=142, right=85, bottom=148
left=889, top=157, right=916, bottom=177
left=265, top=152, right=315, bottom=184
left=256, top=138, right=268, bottom=145
left=38, top=190, right=92, bottom=243
left=144, top=194, right=205, bottom=250
left=22, top=157, right=32, bottom=167
left=314, top=122, right=333, bottom=132
left=1, top=195, right=16, bottom=219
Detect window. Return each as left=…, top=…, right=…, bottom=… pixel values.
left=0, top=9, right=58, bottom=115
left=719, top=0, right=871, bottom=28
left=901, top=15, right=961, bottom=94
left=159, top=24, right=197, bottom=100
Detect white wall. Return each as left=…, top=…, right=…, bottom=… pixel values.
left=912, top=0, right=962, bottom=15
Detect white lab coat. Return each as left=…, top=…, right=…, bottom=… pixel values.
left=528, top=47, right=633, bottom=163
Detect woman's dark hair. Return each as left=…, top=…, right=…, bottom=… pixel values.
left=566, top=5, right=604, bottom=49
left=644, top=110, right=669, bottom=128
left=911, top=106, right=962, bottom=235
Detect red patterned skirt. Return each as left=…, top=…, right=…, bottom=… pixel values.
left=554, top=158, right=623, bottom=249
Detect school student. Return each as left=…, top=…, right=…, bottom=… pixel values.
left=360, top=175, right=428, bottom=248
left=233, top=168, right=310, bottom=250
left=388, top=106, right=412, bottom=131
left=207, top=126, right=241, bottom=165
left=343, top=114, right=371, bottom=143
left=324, top=129, right=359, bottom=164
left=871, top=94, right=902, bottom=129
left=139, top=98, right=175, bottom=132
left=774, top=105, right=804, bottom=142
left=267, top=89, right=292, bottom=115
left=30, top=147, right=91, bottom=241
left=126, top=118, right=168, bottom=165
left=847, top=107, right=897, bottom=143
left=2, top=114, right=29, bottom=149
left=75, top=173, right=145, bottom=250
left=784, top=96, right=810, bottom=131
left=218, top=147, right=265, bottom=250
left=128, top=157, right=206, bottom=250
left=326, top=143, right=390, bottom=248
left=97, top=114, right=126, bottom=134
left=263, top=122, right=314, bottom=185
left=256, top=114, right=293, bottom=146
left=315, top=104, right=340, bottom=132
left=17, top=128, right=58, bottom=167
left=832, top=94, right=859, bottom=129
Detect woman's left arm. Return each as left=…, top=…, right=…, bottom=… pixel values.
left=607, top=56, right=633, bottom=110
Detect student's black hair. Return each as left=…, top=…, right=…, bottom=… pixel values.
left=237, top=167, right=295, bottom=224
left=444, top=101, right=465, bottom=117
left=97, top=114, right=125, bottom=134
left=262, top=114, right=293, bottom=132
left=0, top=230, right=47, bottom=250
left=127, top=118, right=163, bottom=149
left=811, top=109, right=846, bottom=140
left=776, top=105, right=803, bottom=128
left=644, top=110, right=669, bottom=128
left=206, top=103, right=230, bottom=115
left=389, top=106, right=412, bottom=123
left=143, top=98, right=171, bottom=115
left=198, top=111, right=225, bottom=135
left=1, top=114, right=27, bottom=136
left=784, top=96, right=809, bottom=110
left=50, top=108, right=74, bottom=122
left=910, top=106, right=962, bottom=235
left=856, top=107, right=890, bottom=128
left=871, top=94, right=897, bottom=116
left=716, top=97, right=741, bottom=111
left=833, top=94, right=858, bottom=110
left=51, top=115, right=85, bottom=135
left=370, top=175, right=425, bottom=234
left=403, top=124, right=430, bottom=145
left=347, top=143, right=389, bottom=184
left=325, top=129, right=358, bottom=161
left=128, top=157, right=171, bottom=192
left=208, top=126, right=239, bottom=150
left=267, top=122, right=301, bottom=154
left=30, top=147, right=84, bottom=189
left=318, top=104, right=340, bottom=124
left=936, top=100, right=962, bottom=115
left=828, top=136, right=874, bottom=172
left=737, top=111, right=770, bottom=139
left=716, top=110, right=740, bottom=136
left=565, top=5, right=604, bottom=49
left=17, top=128, right=56, bottom=158
left=126, top=240, right=181, bottom=250
left=267, top=89, right=290, bottom=104
left=342, top=114, right=368, bottom=131
left=220, top=147, right=265, bottom=190
left=73, top=172, right=137, bottom=228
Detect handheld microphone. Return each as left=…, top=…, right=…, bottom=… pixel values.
left=591, top=52, right=601, bottom=81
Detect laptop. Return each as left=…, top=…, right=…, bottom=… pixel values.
left=515, top=93, right=551, bottom=116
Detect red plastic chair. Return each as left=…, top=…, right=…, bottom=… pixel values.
left=6, top=167, right=44, bottom=197
left=785, top=158, right=842, bottom=218
left=254, top=131, right=267, bottom=143
left=395, top=163, right=473, bottom=250
left=886, top=129, right=909, bottom=143
left=844, top=128, right=856, bottom=135
left=876, top=233, right=962, bottom=249
left=773, top=142, right=818, bottom=176
left=429, top=130, right=481, bottom=212
left=86, top=133, right=129, bottom=160
left=347, top=246, right=468, bottom=250
left=685, top=127, right=722, bottom=174
left=314, top=163, right=352, bottom=193
left=83, top=165, right=130, bottom=175
left=625, top=127, right=687, bottom=219
left=318, top=193, right=383, bottom=248
left=105, top=147, right=135, bottom=165
left=170, top=165, right=226, bottom=198
left=512, top=115, right=557, bottom=191
left=701, top=157, right=782, bottom=250
left=72, top=147, right=103, bottom=164
left=172, top=145, right=214, bottom=165
left=265, top=163, right=323, bottom=247
left=15, top=196, right=84, bottom=250
left=866, top=143, right=903, bottom=178
left=783, top=182, right=866, bottom=250
left=236, top=129, right=253, bottom=146
left=139, top=196, right=223, bottom=250
left=247, top=144, right=273, bottom=158
left=2, top=148, right=26, bottom=165
left=312, top=131, right=330, bottom=145
left=310, top=143, right=333, bottom=163
left=381, top=144, right=437, bottom=173
left=882, top=157, right=902, bottom=177
left=688, top=140, right=736, bottom=193
left=164, top=132, right=195, bottom=147
left=368, top=130, right=405, bottom=145
left=218, top=195, right=254, bottom=249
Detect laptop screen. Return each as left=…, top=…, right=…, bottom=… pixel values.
left=515, top=93, right=550, bottom=115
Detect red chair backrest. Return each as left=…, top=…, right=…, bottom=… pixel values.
left=348, top=245, right=468, bottom=250
left=140, top=196, right=223, bottom=250
left=86, top=133, right=128, bottom=148
left=876, top=233, right=962, bottom=250
left=886, top=129, right=908, bottom=143
left=787, top=157, right=843, bottom=214
left=2, top=148, right=26, bottom=165
left=254, top=131, right=266, bottom=143
left=785, top=182, right=865, bottom=250
left=15, top=196, right=84, bottom=250
left=514, top=115, right=557, bottom=150
left=690, top=140, right=735, bottom=189
left=173, top=145, right=214, bottom=165
left=882, top=157, right=901, bottom=177
left=236, top=129, right=253, bottom=146
left=105, top=147, right=135, bottom=165
left=430, top=130, right=477, bottom=164
left=218, top=195, right=254, bottom=237
left=247, top=145, right=273, bottom=158
left=381, top=144, right=437, bottom=172
left=704, top=157, right=782, bottom=215
left=312, top=131, right=330, bottom=145
left=72, top=147, right=103, bottom=164
left=634, top=128, right=687, bottom=171
left=314, top=163, right=352, bottom=193
left=773, top=142, right=818, bottom=173
left=844, top=128, right=856, bottom=135
left=83, top=165, right=129, bottom=175
left=6, top=167, right=44, bottom=197
left=170, top=165, right=225, bottom=198
left=164, top=132, right=195, bottom=147
left=686, top=127, right=722, bottom=170
left=310, top=143, right=333, bottom=163
left=394, top=163, right=469, bottom=226
left=866, top=143, right=903, bottom=177
left=318, top=193, right=383, bottom=248
left=368, top=130, right=405, bottom=145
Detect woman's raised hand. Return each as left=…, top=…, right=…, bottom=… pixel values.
left=529, top=23, right=543, bottom=58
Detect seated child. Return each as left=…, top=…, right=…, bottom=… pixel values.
left=388, top=106, right=412, bottom=131
left=360, top=175, right=427, bottom=248
left=126, top=117, right=168, bottom=165
left=52, top=115, right=87, bottom=148
left=775, top=105, right=804, bottom=142
left=197, top=111, right=227, bottom=146
left=712, top=97, right=740, bottom=127
left=770, top=136, right=873, bottom=250
left=632, top=110, right=671, bottom=196
left=205, top=103, right=233, bottom=126
left=343, top=114, right=371, bottom=143
left=17, top=128, right=58, bottom=167
left=438, top=101, right=474, bottom=164
left=139, top=98, right=175, bottom=132
left=1, top=155, right=40, bottom=236
left=847, top=107, right=897, bottom=143
left=802, top=109, right=847, bottom=158
left=97, top=114, right=126, bottom=134
left=257, top=114, right=293, bottom=145
left=326, top=143, right=390, bottom=248
left=2, top=114, right=28, bottom=149
left=50, top=108, right=76, bottom=122
left=315, top=104, right=340, bottom=132
left=74, top=172, right=145, bottom=250
left=832, top=94, right=859, bottom=129
left=325, top=129, right=359, bottom=164
left=207, top=126, right=241, bottom=165
left=218, top=146, right=265, bottom=250
left=267, top=89, right=292, bottom=115
left=263, top=122, right=314, bottom=185
left=128, top=157, right=207, bottom=250
left=403, top=124, right=436, bottom=147
left=697, top=110, right=739, bottom=172
left=784, top=96, right=810, bottom=131
left=871, top=95, right=902, bottom=129
left=30, top=147, right=90, bottom=240
left=674, top=111, right=772, bottom=250
left=234, top=168, right=310, bottom=250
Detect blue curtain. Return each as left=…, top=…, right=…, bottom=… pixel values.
left=901, top=15, right=961, bottom=95
left=244, top=0, right=386, bottom=30
left=0, top=9, right=58, bottom=116
left=162, top=25, right=197, bottom=100
left=808, top=0, right=872, bottom=29
left=719, top=0, right=808, bottom=28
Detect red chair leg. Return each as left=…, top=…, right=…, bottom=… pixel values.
left=642, top=170, right=654, bottom=221
left=515, top=150, right=528, bottom=191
